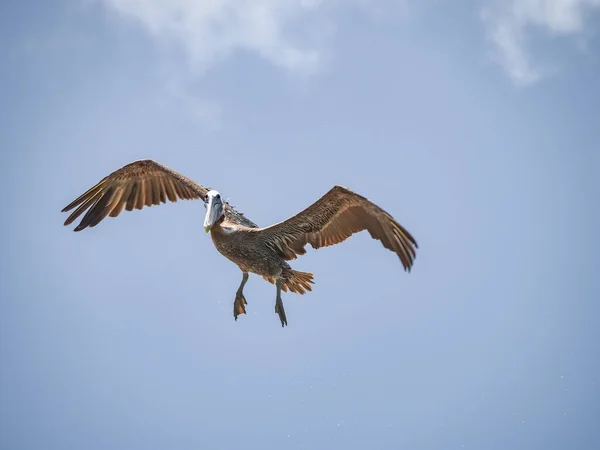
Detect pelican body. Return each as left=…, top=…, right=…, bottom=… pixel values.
left=62, top=159, right=418, bottom=326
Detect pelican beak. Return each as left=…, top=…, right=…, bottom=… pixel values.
left=203, top=195, right=223, bottom=233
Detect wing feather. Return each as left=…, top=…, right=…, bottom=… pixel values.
left=125, top=183, right=138, bottom=211
left=136, top=178, right=146, bottom=209
left=64, top=191, right=103, bottom=226
left=61, top=159, right=210, bottom=231
left=156, top=179, right=166, bottom=204
left=162, top=177, right=177, bottom=202
left=62, top=159, right=259, bottom=231
left=256, top=185, right=418, bottom=271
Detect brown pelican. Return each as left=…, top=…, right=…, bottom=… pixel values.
left=61, top=159, right=418, bottom=327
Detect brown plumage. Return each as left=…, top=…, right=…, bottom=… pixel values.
left=62, top=159, right=257, bottom=231
left=62, top=159, right=418, bottom=327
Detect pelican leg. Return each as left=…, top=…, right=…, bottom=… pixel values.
left=233, top=272, right=249, bottom=321
left=275, top=278, right=288, bottom=327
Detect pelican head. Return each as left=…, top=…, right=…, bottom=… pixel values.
left=203, top=190, right=224, bottom=233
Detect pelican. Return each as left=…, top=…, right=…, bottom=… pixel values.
left=61, top=159, right=418, bottom=326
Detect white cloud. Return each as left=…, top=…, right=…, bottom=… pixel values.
left=99, top=0, right=371, bottom=77
left=100, top=0, right=409, bottom=76
left=97, top=0, right=406, bottom=125
left=482, top=0, right=600, bottom=85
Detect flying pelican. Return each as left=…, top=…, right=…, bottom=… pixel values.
left=61, top=159, right=418, bottom=326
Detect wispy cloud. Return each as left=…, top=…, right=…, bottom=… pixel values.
left=100, top=0, right=396, bottom=77
left=481, top=0, right=600, bottom=85
left=98, top=0, right=404, bottom=124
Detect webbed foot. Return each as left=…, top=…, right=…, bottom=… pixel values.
left=234, top=291, right=247, bottom=321
left=275, top=296, right=287, bottom=327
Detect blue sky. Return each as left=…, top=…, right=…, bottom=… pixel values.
left=1, top=1, right=599, bottom=449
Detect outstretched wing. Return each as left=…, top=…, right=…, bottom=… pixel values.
left=256, top=185, right=418, bottom=271
left=61, top=159, right=257, bottom=231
